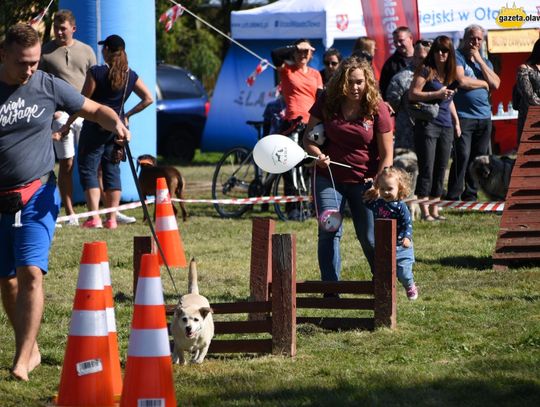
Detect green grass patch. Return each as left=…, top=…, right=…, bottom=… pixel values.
left=0, top=164, right=539, bottom=406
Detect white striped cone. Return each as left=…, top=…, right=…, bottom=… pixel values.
left=95, top=241, right=123, bottom=400
left=154, top=177, right=186, bottom=267
left=120, top=254, right=176, bottom=406
left=56, top=242, right=114, bottom=406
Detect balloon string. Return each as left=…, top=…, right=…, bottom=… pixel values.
left=306, top=154, right=352, bottom=168
left=328, top=165, right=340, bottom=209
left=312, top=163, right=340, bottom=220
left=313, top=165, right=319, bottom=220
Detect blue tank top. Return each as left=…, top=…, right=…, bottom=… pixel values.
left=89, top=65, right=138, bottom=118
left=420, top=67, right=453, bottom=128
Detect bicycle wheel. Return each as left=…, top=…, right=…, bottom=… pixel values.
left=272, top=166, right=313, bottom=221
left=212, top=147, right=258, bottom=218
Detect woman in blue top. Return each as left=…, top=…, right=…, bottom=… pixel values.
left=77, top=35, right=153, bottom=229
left=409, top=35, right=460, bottom=221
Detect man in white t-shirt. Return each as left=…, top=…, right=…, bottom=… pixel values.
left=40, top=9, right=96, bottom=224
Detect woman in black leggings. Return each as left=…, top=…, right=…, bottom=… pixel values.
left=409, top=36, right=461, bottom=221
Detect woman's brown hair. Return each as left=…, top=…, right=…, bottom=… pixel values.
left=107, top=49, right=129, bottom=92
left=323, top=56, right=381, bottom=119
left=415, top=35, right=457, bottom=85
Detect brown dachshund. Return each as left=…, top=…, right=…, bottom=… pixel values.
left=137, top=154, right=188, bottom=221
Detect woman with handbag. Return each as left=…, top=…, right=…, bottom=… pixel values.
left=408, top=35, right=460, bottom=221
left=76, top=35, right=153, bottom=229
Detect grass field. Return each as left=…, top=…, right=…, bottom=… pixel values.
left=0, top=160, right=539, bottom=406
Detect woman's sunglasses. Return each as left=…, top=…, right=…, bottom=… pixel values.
left=415, top=39, right=432, bottom=47
left=438, top=47, right=450, bottom=54
left=324, top=61, right=339, bottom=67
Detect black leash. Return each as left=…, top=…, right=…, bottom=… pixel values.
left=124, top=142, right=179, bottom=295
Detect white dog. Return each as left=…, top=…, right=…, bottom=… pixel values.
left=171, top=258, right=214, bottom=365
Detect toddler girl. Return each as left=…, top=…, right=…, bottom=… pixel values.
left=364, top=167, right=418, bottom=300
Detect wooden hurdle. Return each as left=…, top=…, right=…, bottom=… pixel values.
left=250, top=218, right=397, bottom=330
left=132, top=216, right=395, bottom=358
left=133, top=231, right=297, bottom=357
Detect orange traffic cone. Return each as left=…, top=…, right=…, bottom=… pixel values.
left=95, top=240, right=123, bottom=400
left=155, top=177, right=187, bottom=267
left=56, top=242, right=114, bottom=406
left=120, top=253, right=176, bottom=406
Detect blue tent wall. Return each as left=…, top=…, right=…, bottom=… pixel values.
left=59, top=0, right=156, bottom=202
left=201, top=39, right=354, bottom=152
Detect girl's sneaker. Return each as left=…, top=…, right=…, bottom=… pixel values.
left=116, top=212, right=136, bottom=224
left=82, top=218, right=103, bottom=229
left=103, top=218, right=118, bottom=230
left=406, top=284, right=418, bottom=300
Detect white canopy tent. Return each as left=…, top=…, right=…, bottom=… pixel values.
left=231, top=0, right=367, bottom=48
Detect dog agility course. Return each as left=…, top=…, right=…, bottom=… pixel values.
left=132, top=218, right=399, bottom=359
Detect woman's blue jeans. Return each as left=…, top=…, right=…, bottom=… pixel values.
left=314, top=175, right=374, bottom=281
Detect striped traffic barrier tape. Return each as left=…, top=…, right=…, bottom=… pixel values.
left=56, top=195, right=505, bottom=225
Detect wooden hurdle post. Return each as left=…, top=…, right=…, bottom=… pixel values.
left=373, top=219, right=397, bottom=329
left=249, top=218, right=275, bottom=320
left=271, top=234, right=297, bottom=357
left=133, top=236, right=155, bottom=296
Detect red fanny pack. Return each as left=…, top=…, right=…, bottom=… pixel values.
left=0, top=176, right=46, bottom=214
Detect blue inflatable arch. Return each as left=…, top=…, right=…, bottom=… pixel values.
left=59, top=0, right=156, bottom=202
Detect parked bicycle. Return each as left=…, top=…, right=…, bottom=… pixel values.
left=211, top=118, right=312, bottom=220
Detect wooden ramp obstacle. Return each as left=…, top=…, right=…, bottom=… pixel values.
left=493, top=105, right=540, bottom=269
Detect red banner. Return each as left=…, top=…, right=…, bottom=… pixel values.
left=360, top=0, right=420, bottom=78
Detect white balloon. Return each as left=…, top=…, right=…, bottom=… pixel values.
left=253, top=134, right=307, bottom=174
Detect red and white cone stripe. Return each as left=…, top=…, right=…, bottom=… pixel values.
left=77, top=263, right=104, bottom=289
left=70, top=255, right=109, bottom=337
left=127, top=271, right=170, bottom=357
left=99, top=256, right=117, bottom=333
left=69, top=310, right=109, bottom=336
left=156, top=188, right=171, bottom=204
left=156, top=215, right=178, bottom=232
left=127, top=328, right=171, bottom=357
left=135, top=277, right=166, bottom=305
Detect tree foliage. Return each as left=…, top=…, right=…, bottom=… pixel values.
left=0, top=0, right=56, bottom=42
left=156, top=1, right=253, bottom=93
left=1, top=1, right=272, bottom=94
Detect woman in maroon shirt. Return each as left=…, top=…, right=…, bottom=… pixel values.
left=303, top=57, right=393, bottom=287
